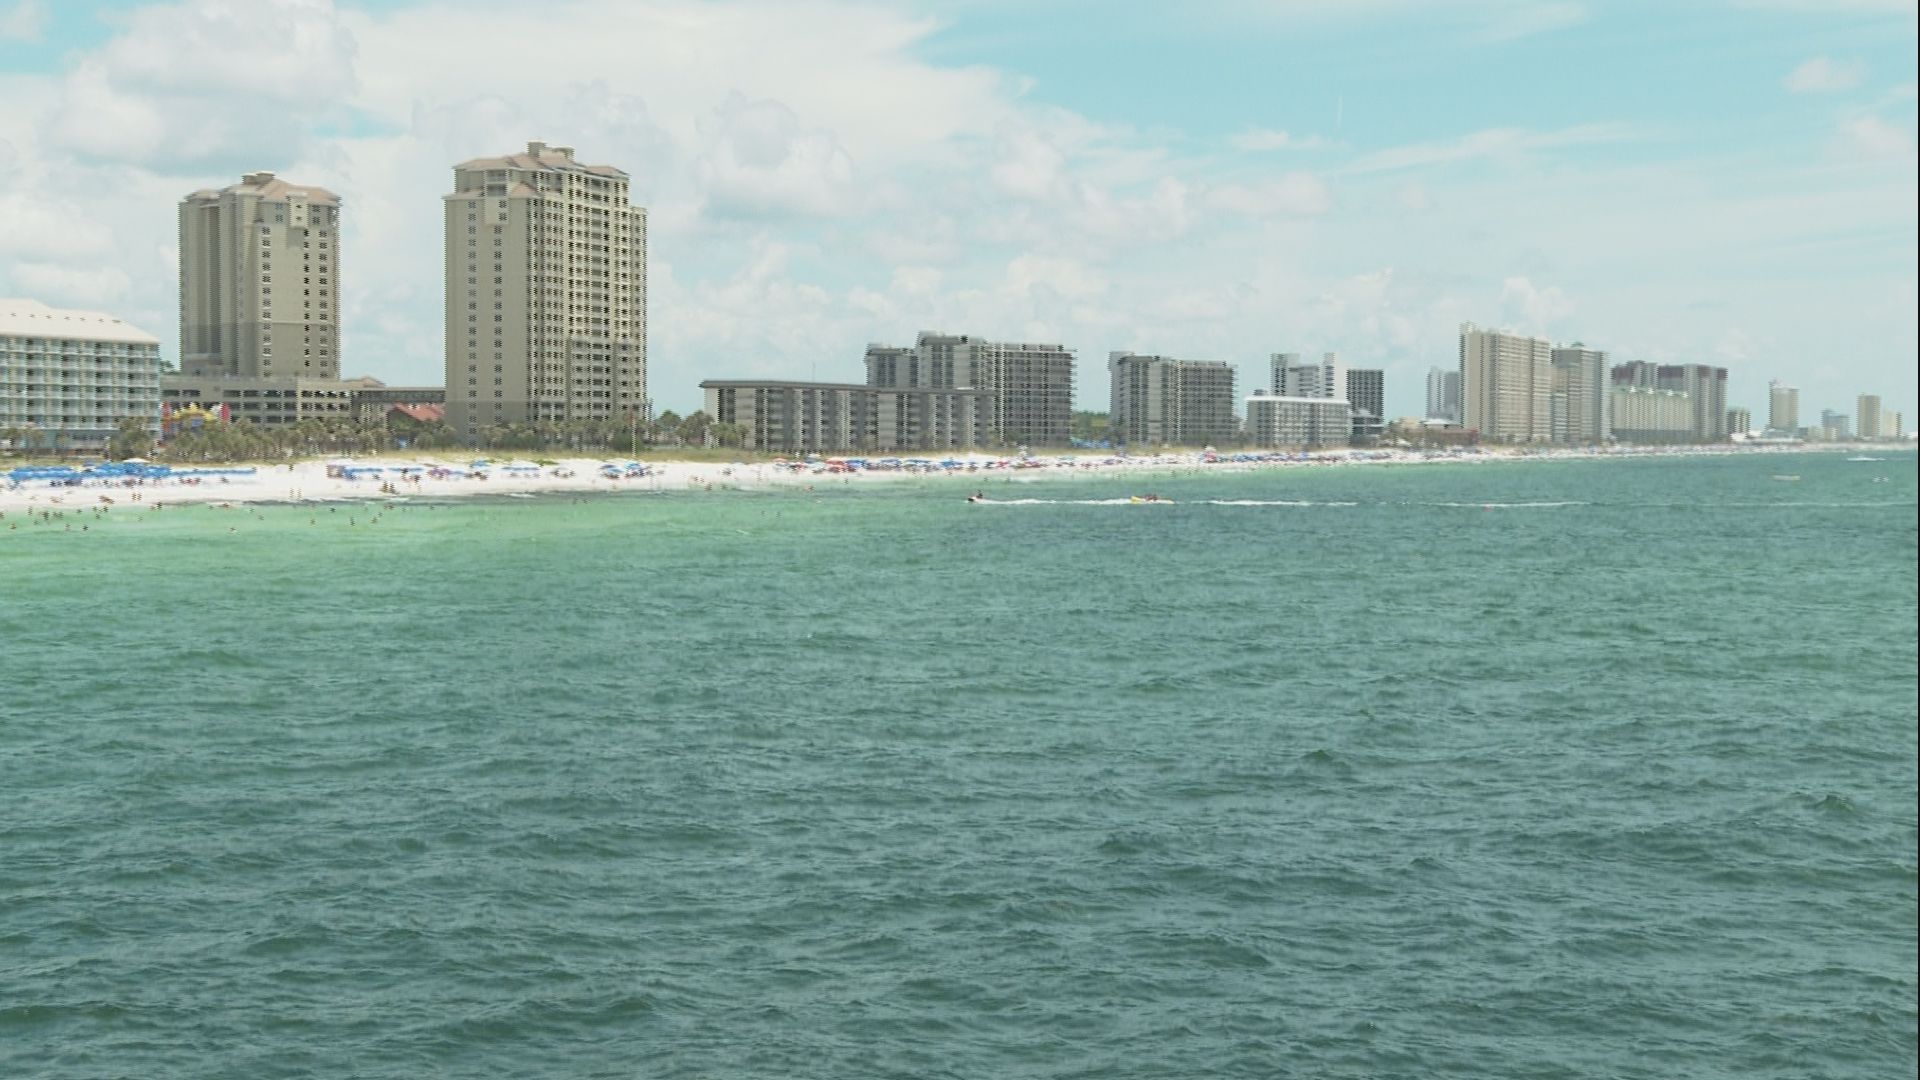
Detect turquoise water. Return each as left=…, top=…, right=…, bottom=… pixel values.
left=2, top=452, right=1915, bottom=1078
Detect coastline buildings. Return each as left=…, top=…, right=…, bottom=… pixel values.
left=169, top=171, right=395, bottom=430
left=1727, top=407, right=1752, bottom=435
left=1346, top=368, right=1384, bottom=442
left=1272, top=352, right=1345, bottom=400
left=443, top=142, right=648, bottom=442
left=1460, top=323, right=1552, bottom=442
left=1857, top=395, right=1882, bottom=439
left=1244, top=393, right=1351, bottom=449
left=1551, top=345, right=1609, bottom=444
left=157, top=375, right=444, bottom=429
left=0, top=299, right=163, bottom=452
left=1272, top=352, right=1371, bottom=443
left=1425, top=367, right=1462, bottom=424
left=1819, top=409, right=1852, bottom=442
left=700, top=380, right=989, bottom=453
left=1609, top=385, right=1692, bottom=444
left=1768, top=380, right=1799, bottom=434
left=1660, top=364, right=1728, bottom=442
left=179, top=172, right=341, bottom=379
left=865, top=332, right=1074, bottom=446
left=1108, top=352, right=1238, bottom=446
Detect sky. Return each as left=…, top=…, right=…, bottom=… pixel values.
left=0, top=0, right=1915, bottom=422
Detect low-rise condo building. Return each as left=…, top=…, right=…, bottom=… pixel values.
left=701, top=379, right=991, bottom=453
left=1610, top=385, right=1692, bottom=444
left=866, top=332, right=1074, bottom=447
left=1, top=299, right=163, bottom=453
left=1108, top=352, right=1238, bottom=446
left=1244, top=393, right=1352, bottom=449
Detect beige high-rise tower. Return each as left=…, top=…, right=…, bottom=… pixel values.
left=444, top=141, right=648, bottom=441
left=178, top=172, right=341, bottom=378
left=1460, top=323, right=1552, bottom=442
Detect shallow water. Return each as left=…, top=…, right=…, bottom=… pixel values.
left=3, top=452, right=1915, bottom=1078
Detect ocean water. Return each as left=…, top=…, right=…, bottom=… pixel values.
left=2, top=451, right=1915, bottom=1079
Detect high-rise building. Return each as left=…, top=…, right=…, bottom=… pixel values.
left=1767, top=380, right=1799, bottom=433
left=1271, top=352, right=1345, bottom=401
left=1657, top=364, right=1728, bottom=442
left=1460, top=323, right=1552, bottom=442
left=1884, top=410, right=1903, bottom=437
left=1552, top=345, right=1609, bottom=444
left=1819, top=409, right=1852, bottom=441
left=1727, top=407, right=1752, bottom=435
left=1425, top=366, right=1462, bottom=423
left=865, top=332, right=1075, bottom=446
left=1857, top=395, right=1882, bottom=439
left=1107, top=352, right=1237, bottom=447
left=444, top=142, right=648, bottom=441
left=1244, top=393, right=1352, bottom=448
left=0, top=299, right=162, bottom=453
left=1345, top=368, right=1384, bottom=442
left=1345, top=368, right=1384, bottom=422
left=179, top=172, right=341, bottom=379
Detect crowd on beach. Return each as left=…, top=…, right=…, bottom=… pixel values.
left=0, top=441, right=1898, bottom=515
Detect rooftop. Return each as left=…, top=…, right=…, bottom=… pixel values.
left=453, top=140, right=628, bottom=179
left=0, top=299, right=160, bottom=345
left=184, top=172, right=340, bottom=205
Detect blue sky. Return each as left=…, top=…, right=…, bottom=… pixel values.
left=0, top=0, right=1914, bottom=421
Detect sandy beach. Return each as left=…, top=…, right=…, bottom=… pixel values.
left=2, top=442, right=1897, bottom=516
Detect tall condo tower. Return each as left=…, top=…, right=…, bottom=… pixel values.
left=1657, top=364, right=1728, bottom=442
left=1460, top=323, right=1552, bottom=442
left=179, top=172, right=341, bottom=379
left=444, top=141, right=648, bottom=441
left=1856, top=394, right=1882, bottom=439
left=1767, top=380, right=1799, bottom=433
left=1425, top=366, right=1462, bottom=423
left=1550, top=344, right=1609, bottom=444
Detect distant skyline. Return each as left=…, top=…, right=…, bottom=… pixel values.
left=0, top=0, right=1914, bottom=421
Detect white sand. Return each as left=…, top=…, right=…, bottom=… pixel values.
left=0, top=443, right=1874, bottom=514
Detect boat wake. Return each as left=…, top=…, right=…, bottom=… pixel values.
left=1424, top=500, right=1589, bottom=509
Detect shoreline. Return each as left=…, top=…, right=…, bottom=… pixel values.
left=1, top=442, right=1908, bottom=513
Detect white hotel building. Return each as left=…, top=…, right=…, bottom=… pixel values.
left=1, top=300, right=163, bottom=453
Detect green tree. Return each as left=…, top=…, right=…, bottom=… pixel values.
left=654, top=410, right=683, bottom=445
left=108, top=416, right=154, bottom=461
left=676, top=409, right=711, bottom=447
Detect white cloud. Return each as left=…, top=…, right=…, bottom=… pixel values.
left=1785, top=56, right=1866, bottom=93
left=0, top=0, right=44, bottom=42
left=990, top=129, right=1067, bottom=200
left=0, top=192, right=115, bottom=261
left=1349, top=123, right=1635, bottom=172
left=1005, top=254, right=1108, bottom=299
left=45, top=0, right=358, bottom=169
left=1472, top=1, right=1585, bottom=42
left=1837, top=114, right=1917, bottom=159
left=1396, top=182, right=1433, bottom=211
left=1229, top=128, right=1328, bottom=152
left=1206, top=173, right=1332, bottom=216
left=10, top=263, right=133, bottom=307
left=695, top=93, right=856, bottom=218
left=1499, top=276, right=1574, bottom=329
